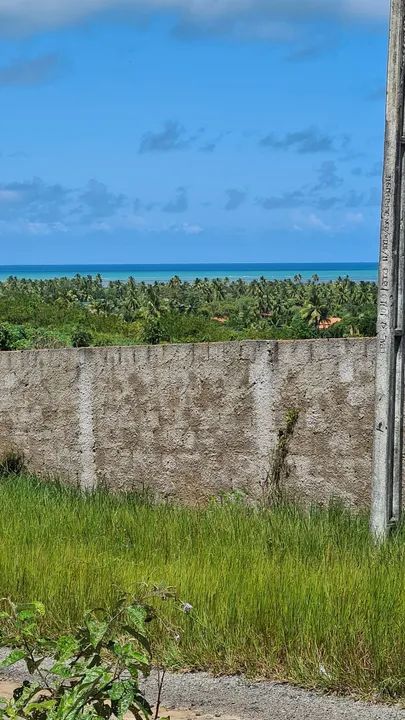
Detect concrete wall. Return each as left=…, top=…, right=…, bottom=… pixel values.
left=0, top=339, right=376, bottom=507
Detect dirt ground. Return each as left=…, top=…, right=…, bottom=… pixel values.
left=2, top=671, right=405, bottom=720
left=0, top=679, right=238, bottom=720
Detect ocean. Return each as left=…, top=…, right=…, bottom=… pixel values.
left=0, top=263, right=378, bottom=284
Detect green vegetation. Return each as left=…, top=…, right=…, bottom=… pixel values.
left=0, top=273, right=377, bottom=349
left=0, top=596, right=174, bottom=720
left=2, top=473, right=405, bottom=701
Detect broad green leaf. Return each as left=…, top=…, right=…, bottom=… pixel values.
left=126, top=606, right=147, bottom=632
left=50, top=661, right=73, bottom=678
left=0, top=649, right=26, bottom=667
left=17, top=608, right=38, bottom=622
left=85, top=617, right=110, bottom=648
left=55, top=634, right=80, bottom=661
left=80, top=666, right=113, bottom=687
left=25, top=699, right=56, bottom=712
left=109, top=679, right=136, bottom=713
left=113, top=642, right=147, bottom=662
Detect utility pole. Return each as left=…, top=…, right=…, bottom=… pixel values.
left=372, top=0, right=405, bottom=540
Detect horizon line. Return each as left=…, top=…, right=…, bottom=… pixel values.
left=0, top=261, right=379, bottom=268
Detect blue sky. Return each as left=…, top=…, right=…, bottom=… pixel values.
left=0, top=0, right=389, bottom=263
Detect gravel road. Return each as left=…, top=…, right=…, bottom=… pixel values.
left=143, top=671, right=405, bottom=720
left=1, top=655, right=405, bottom=720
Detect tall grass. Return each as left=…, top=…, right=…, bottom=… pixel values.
left=1, top=474, right=405, bottom=700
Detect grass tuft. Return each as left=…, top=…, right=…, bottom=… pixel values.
left=0, top=450, right=26, bottom=477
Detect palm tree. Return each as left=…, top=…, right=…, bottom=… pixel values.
left=300, top=301, right=329, bottom=328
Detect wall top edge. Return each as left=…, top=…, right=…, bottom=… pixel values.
left=0, top=337, right=377, bottom=357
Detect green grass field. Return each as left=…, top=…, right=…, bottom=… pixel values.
left=1, top=474, right=405, bottom=701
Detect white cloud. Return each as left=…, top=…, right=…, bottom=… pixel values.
left=26, top=221, right=69, bottom=235
left=307, top=213, right=332, bottom=232
left=170, top=221, right=204, bottom=235
left=183, top=222, right=204, bottom=235
left=0, top=0, right=388, bottom=36
left=0, top=219, right=68, bottom=235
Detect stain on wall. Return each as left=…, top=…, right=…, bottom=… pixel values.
left=0, top=339, right=376, bottom=506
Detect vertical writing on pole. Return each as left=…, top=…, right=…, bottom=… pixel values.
left=372, top=0, right=405, bottom=539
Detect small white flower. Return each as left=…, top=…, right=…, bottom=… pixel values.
left=174, top=633, right=181, bottom=642
left=182, top=602, right=193, bottom=614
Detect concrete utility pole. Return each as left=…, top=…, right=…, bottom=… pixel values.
left=372, top=0, right=405, bottom=540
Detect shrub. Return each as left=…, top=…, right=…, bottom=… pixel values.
left=228, top=298, right=261, bottom=331
left=0, top=596, right=175, bottom=720
left=150, top=313, right=234, bottom=344
left=0, top=325, right=13, bottom=351
left=0, top=323, right=24, bottom=351
left=30, top=328, right=69, bottom=349
left=140, top=315, right=169, bottom=345
left=72, top=326, right=94, bottom=348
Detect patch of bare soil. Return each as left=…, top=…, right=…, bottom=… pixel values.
left=0, top=680, right=239, bottom=720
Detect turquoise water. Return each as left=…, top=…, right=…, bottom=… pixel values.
left=0, top=263, right=378, bottom=283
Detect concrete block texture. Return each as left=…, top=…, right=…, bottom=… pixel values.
left=0, top=339, right=376, bottom=506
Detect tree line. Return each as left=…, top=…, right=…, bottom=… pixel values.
left=0, top=273, right=377, bottom=349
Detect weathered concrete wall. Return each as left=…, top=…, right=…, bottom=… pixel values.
left=0, top=339, right=376, bottom=507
